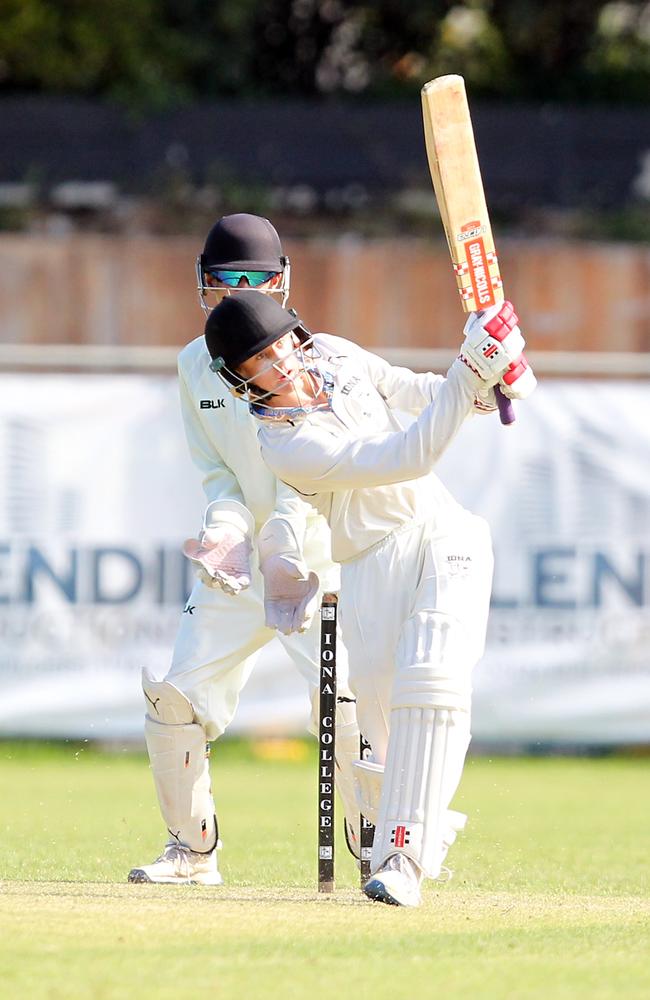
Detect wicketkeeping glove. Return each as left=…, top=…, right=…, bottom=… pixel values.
left=460, top=301, right=526, bottom=384
left=182, top=523, right=252, bottom=595
left=260, top=554, right=319, bottom=635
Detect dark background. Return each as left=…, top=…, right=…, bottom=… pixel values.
left=1, top=0, right=648, bottom=237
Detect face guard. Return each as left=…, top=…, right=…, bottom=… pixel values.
left=250, top=370, right=335, bottom=424
left=196, top=256, right=291, bottom=315
left=209, top=324, right=328, bottom=419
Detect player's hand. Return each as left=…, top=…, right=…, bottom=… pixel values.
left=472, top=386, right=498, bottom=414
left=260, top=554, right=319, bottom=635
left=499, top=353, right=537, bottom=400
left=182, top=524, right=252, bottom=595
left=473, top=353, right=537, bottom=412
left=459, top=301, right=525, bottom=384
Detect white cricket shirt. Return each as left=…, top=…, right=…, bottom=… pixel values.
left=255, top=334, right=487, bottom=563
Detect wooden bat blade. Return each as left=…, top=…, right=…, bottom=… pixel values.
left=421, top=75, right=514, bottom=425
left=421, top=75, right=503, bottom=315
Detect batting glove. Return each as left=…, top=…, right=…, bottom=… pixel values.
left=499, top=353, right=537, bottom=400
left=459, top=301, right=525, bottom=384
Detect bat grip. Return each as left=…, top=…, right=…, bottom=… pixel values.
left=495, top=385, right=515, bottom=425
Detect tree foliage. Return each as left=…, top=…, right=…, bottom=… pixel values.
left=0, top=0, right=191, bottom=107
left=0, top=0, right=648, bottom=106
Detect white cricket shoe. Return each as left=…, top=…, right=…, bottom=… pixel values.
left=128, top=842, right=223, bottom=885
left=363, top=853, right=422, bottom=907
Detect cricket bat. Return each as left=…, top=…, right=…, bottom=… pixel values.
left=421, top=74, right=515, bottom=425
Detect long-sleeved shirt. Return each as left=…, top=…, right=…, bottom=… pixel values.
left=255, top=334, right=487, bottom=563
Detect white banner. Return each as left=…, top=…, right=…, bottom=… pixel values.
left=1, top=374, right=648, bottom=744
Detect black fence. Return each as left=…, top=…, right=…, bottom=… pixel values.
left=2, top=95, right=648, bottom=209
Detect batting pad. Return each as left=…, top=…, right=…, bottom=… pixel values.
left=394, top=610, right=474, bottom=713
left=354, top=758, right=466, bottom=849
left=143, top=678, right=217, bottom=853
left=371, top=706, right=471, bottom=879
left=333, top=698, right=363, bottom=842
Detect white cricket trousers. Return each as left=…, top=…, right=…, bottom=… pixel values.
left=338, top=512, right=494, bottom=765
left=165, top=556, right=349, bottom=741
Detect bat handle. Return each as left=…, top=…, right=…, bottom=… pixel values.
left=495, top=385, right=515, bottom=425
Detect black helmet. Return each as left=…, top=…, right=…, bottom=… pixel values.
left=196, top=214, right=291, bottom=314
left=201, top=213, right=285, bottom=271
left=205, top=290, right=303, bottom=390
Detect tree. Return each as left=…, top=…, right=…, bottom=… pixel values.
left=0, top=0, right=189, bottom=107
left=0, top=0, right=647, bottom=106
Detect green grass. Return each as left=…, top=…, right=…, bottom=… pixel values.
left=1, top=741, right=649, bottom=999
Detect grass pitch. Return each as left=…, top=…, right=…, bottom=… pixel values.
left=1, top=741, right=649, bottom=1000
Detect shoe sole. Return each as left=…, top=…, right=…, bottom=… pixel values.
left=127, top=869, right=223, bottom=886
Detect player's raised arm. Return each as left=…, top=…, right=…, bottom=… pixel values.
left=201, top=292, right=531, bottom=493
left=258, top=358, right=479, bottom=492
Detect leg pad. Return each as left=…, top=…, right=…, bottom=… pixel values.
left=143, top=673, right=217, bottom=853
left=371, top=706, right=471, bottom=879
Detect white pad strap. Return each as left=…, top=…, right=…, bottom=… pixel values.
left=143, top=677, right=217, bottom=853
left=441, top=809, right=468, bottom=858
left=371, top=706, right=471, bottom=879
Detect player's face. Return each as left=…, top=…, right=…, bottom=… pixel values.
left=237, top=332, right=313, bottom=402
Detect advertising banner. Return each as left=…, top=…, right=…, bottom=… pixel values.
left=1, top=374, right=648, bottom=745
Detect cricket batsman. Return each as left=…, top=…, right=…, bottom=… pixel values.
left=128, top=215, right=362, bottom=885
left=201, top=289, right=536, bottom=905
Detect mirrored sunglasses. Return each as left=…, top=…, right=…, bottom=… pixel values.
left=207, top=269, right=278, bottom=288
